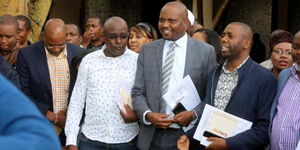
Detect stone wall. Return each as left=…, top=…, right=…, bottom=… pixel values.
left=289, top=0, right=300, bottom=34
left=215, top=0, right=272, bottom=54
left=85, top=0, right=142, bottom=27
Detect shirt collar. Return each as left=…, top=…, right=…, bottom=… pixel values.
left=44, top=45, right=68, bottom=58
left=99, top=46, right=132, bottom=58
left=290, top=65, right=300, bottom=80
left=222, top=56, right=250, bottom=73
left=165, top=33, right=188, bottom=50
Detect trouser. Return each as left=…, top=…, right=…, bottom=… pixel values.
left=78, top=133, right=139, bottom=150
left=149, top=128, right=184, bottom=150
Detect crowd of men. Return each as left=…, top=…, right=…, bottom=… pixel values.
left=0, top=1, right=300, bottom=150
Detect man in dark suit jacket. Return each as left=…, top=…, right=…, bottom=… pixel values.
left=16, top=18, right=83, bottom=146
left=200, top=22, right=276, bottom=150
left=131, top=2, right=217, bottom=150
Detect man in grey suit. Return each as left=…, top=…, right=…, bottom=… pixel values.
left=132, top=2, right=217, bottom=150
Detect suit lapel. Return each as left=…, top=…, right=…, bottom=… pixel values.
left=35, top=41, right=52, bottom=95
left=66, top=44, right=73, bottom=66
left=155, top=39, right=165, bottom=81
left=184, top=37, right=194, bottom=76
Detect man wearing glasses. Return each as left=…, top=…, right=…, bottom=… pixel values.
left=16, top=18, right=84, bottom=147
left=65, top=16, right=139, bottom=150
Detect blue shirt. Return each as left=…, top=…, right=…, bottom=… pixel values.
left=0, top=74, right=60, bottom=150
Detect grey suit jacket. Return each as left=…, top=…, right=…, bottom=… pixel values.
left=132, top=36, right=217, bottom=150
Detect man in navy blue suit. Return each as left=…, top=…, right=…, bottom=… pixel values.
left=202, top=22, right=276, bottom=150
left=178, top=22, right=277, bottom=150
left=16, top=18, right=83, bottom=146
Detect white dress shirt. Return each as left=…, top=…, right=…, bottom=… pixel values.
left=65, top=48, right=139, bottom=146
left=143, top=33, right=188, bottom=125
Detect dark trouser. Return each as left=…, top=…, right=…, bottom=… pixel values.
left=186, top=126, right=205, bottom=150
left=149, top=128, right=184, bottom=150
left=78, top=133, right=139, bottom=150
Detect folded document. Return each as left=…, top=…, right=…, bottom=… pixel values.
left=193, top=104, right=253, bottom=146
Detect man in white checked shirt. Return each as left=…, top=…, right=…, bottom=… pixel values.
left=131, top=2, right=217, bottom=150
left=65, top=16, right=139, bottom=150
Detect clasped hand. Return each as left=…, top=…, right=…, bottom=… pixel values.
left=146, top=111, right=194, bottom=128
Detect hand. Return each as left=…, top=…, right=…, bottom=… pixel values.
left=46, top=111, right=55, bottom=122
left=177, top=135, right=190, bottom=150
left=146, top=112, right=174, bottom=129
left=120, top=104, right=139, bottom=123
left=81, top=31, right=92, bottom=48
left=66, top=145, right=78, bottom=150
left=206, top=137, right=228, bottom=150
left=174, top=111, right=194, bottom=127
left=56, top=109, right=67, bottom=128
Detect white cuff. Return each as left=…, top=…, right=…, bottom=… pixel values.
left=66, top=134, right=78, bottom=147
left=192, top=110, right=198, bottom=122
left=143, top=110, right=152, bottom=125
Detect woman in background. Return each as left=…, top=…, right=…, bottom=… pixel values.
left=192, top=28, right=224, bottom=64
left=268, top=30, right=293, bottom=78
left=128, top=22, right=157, bottom=53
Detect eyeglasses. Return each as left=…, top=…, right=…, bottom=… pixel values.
left=272, top=48, right=292, bottom=56
left=105, top=33, right=129, bottom=39
left=44, top=41, right=66, bottom=50
left=292, top=45, right=300, bottom=51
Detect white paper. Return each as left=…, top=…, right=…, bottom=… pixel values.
left=193, top=104, right=253, bottom=146
left=296, top=141, right=300, bottom=150
left=162, top=75, right=201, bottom=132
left=162, top=75, right=200, bottom=111
left=116, top=80, right=133, bottom=113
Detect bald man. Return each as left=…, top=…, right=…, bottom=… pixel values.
left=187, top=22, right=276, bottom=150
left=131, top=2, right=216, bottom=150
left=65, top=16, right=139, bottom=150
left=16, top=18, right=84, bottom=146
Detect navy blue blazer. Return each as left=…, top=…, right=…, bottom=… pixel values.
left=203, top=58, right=277, bottom=150
left=16, top=41, right=84, bottom=115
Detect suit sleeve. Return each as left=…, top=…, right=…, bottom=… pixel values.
left=225, top=74, right=277, bottom=150
left=16, top=49, right=49, bottom=114
left=131, top=47, right=151, bottom=123
left=193, top=45, right=217, bottom=118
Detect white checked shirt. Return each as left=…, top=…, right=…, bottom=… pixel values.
left=65, top=48, right=139, bottom=146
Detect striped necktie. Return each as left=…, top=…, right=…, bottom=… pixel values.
left=159, top=42, right=177, bottom=113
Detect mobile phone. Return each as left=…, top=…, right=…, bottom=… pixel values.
left=172, top=102, right=187, bottom=114
left=203, top=131, right=224, bottom=139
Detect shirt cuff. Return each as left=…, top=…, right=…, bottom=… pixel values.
left=192, top=110, right=198, bottom=122
left=66, top=134, right=78, bottom=147
left=143, top=110, right=152, bottom=125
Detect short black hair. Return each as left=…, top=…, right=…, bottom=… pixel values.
left=0, top=14, right=19, bottom=31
